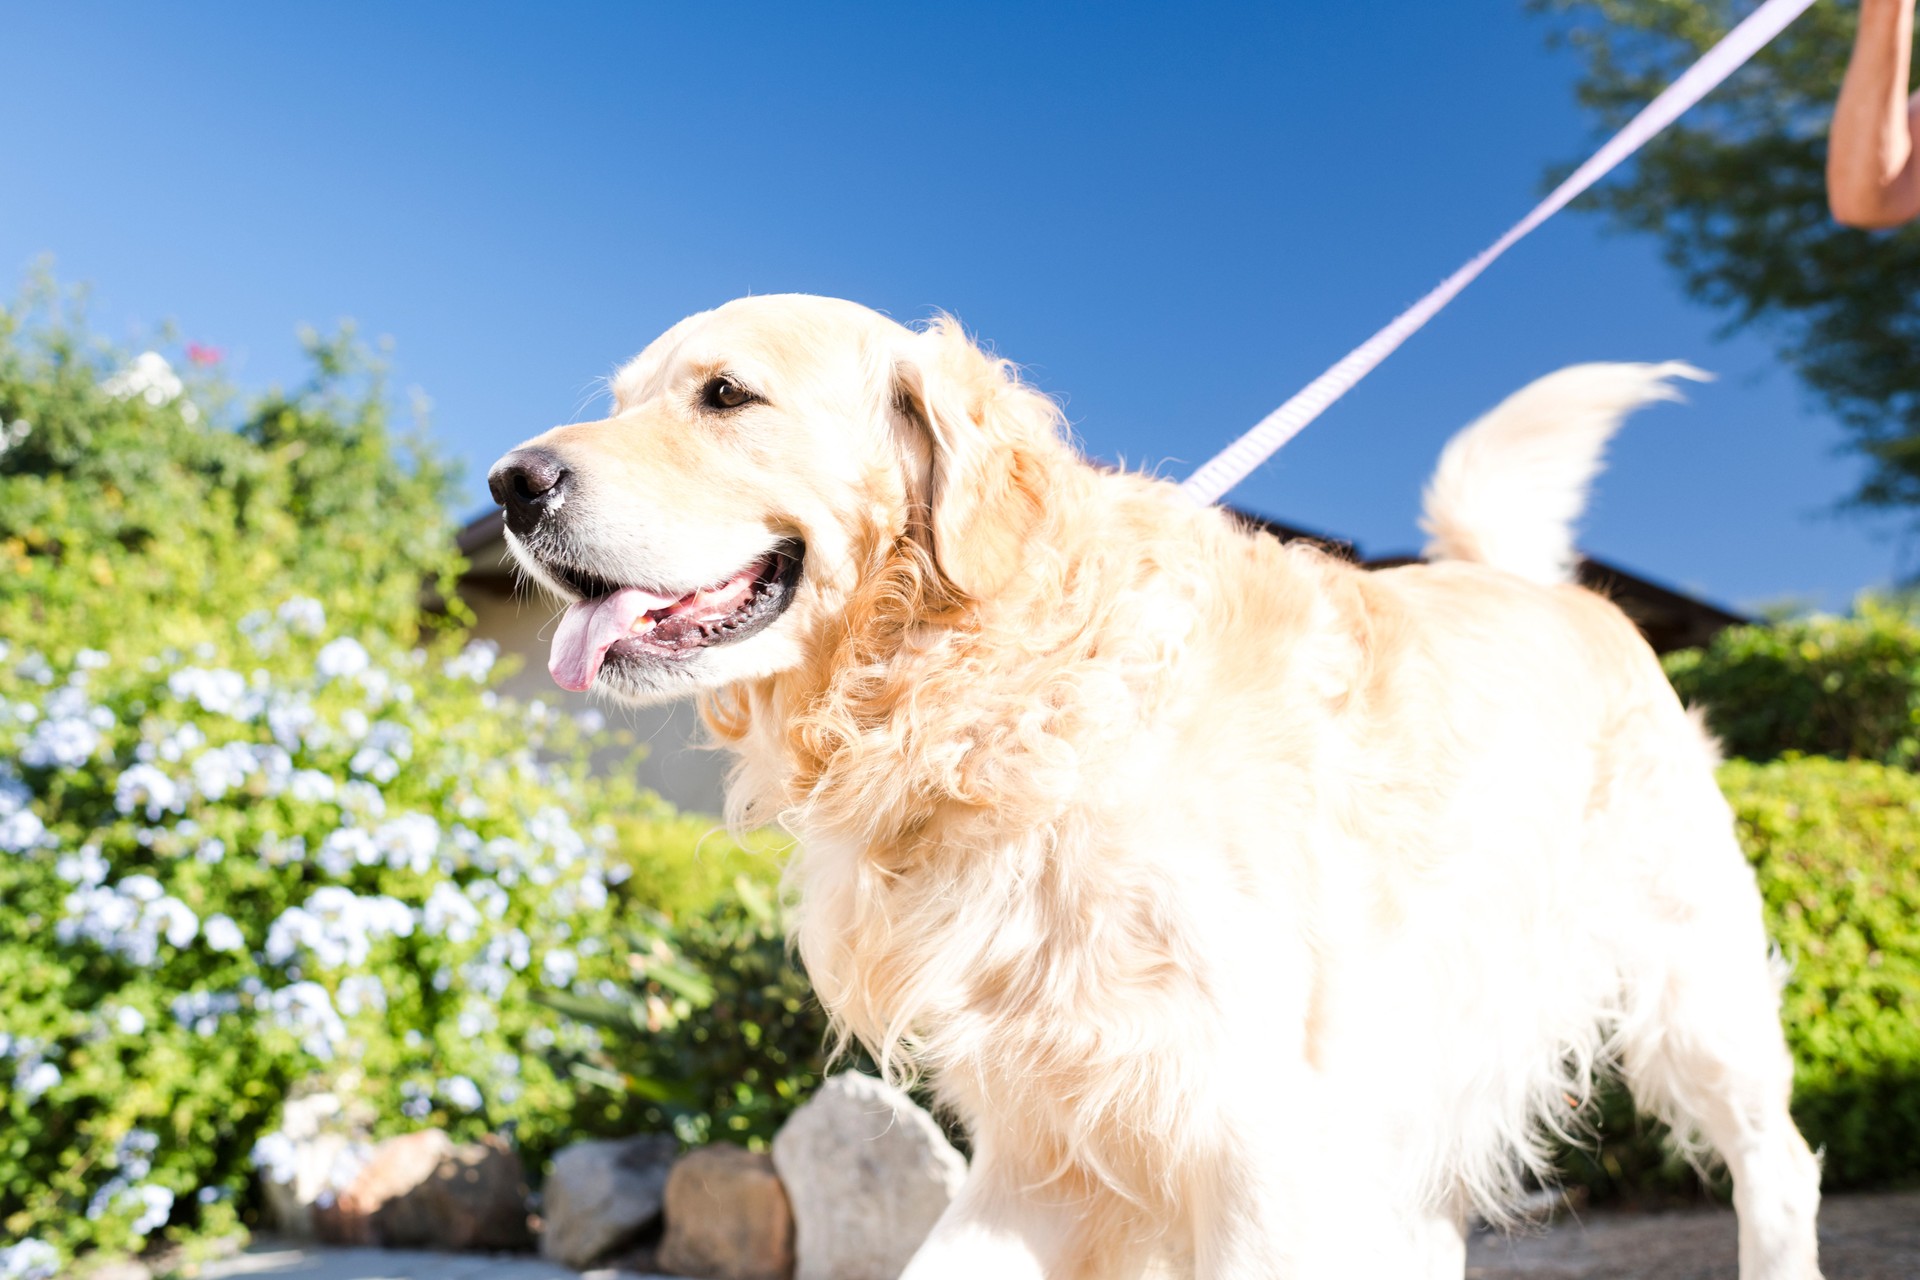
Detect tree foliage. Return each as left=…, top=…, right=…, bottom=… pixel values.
left=1536, top=0, right=1920, bottom=527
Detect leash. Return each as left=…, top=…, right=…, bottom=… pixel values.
left=1178, top=0, right=1823, bottom=508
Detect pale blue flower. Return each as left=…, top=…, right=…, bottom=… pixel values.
left=238, top=609, right=277, bottom=652
left=422, top=882, right=480, bottom=943
left=336, top=974, right=387, bottom=1016
left=316, top=827, right=378, bottom=877
left=316, top=637, right=370, bottom=681
left=171, top=989, right=242, bottom=1036
left=168, top=667, right=250, bottom=717
left=265, top=888, right=414, bottom=968
left=0, top=808, right=46, bottom=854
left=190, top=743, right=257, bottom=801
left=456, top=1002, right=496, bottom=1039
left=88, top=1179, right=173, bottom=1236
left=289, top=769, right=337, bottom=803
left=0, top=1238, right=59, bottom=1280
left=131, top=1184, right=174, bottom=1235
left=100, top=351, right=183, bottom=406
left=255, top=833, right=307, bottom=867
left=55, top=844, right=108, bottom=886
left=20, top=711, right=102, bottom=768
left=115, top=764, right=185, bottom=820
left=466, top=877, right=508, bottom=920
left=253, top=743, right=294, bottom=794
left=202, top=914, right=246, bottom=953
left=264, top=982, right=347, bottom=1059
left=115, top=1130, right=159, bottom=1180
left=15, top=1059, right=61, bottom=1100
left=541, top=948, right=579, bottom=988
left=58, top=878, right=197, bottom=964
left=439, top=1076, right=483, bottom=1111
left=137, top=720, right=206, bottom=764
left=339, top=779, right=386, bottom=820
left=277, top=596, right=327, bottom=636
left=443, top=639, right=498, bottom=682
left=376, top=812, right=439, bottom=874
left=267, top=693, right=319, bottom=751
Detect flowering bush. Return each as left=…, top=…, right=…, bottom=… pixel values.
left=0, top=621, right=681, bottom=1264
left=0, top=286, right=777, bottom=1272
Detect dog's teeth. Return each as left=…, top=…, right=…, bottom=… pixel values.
left=630, top=616, right=657, bottom=635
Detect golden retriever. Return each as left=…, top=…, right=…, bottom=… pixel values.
left=489, top=295, right=1822, bottom=1279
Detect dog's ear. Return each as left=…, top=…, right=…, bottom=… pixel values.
left=891, top=317, right=1058, bottom=601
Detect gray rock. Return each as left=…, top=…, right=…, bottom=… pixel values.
left=538, top=1133, right=677, bottom=1269
left=770, top=1073, right=967, bottom=1280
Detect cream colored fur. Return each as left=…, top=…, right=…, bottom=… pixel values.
left=497, top=295, right=1822, bottom=1280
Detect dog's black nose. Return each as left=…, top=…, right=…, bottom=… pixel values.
left=488, top=448, right=573, bottom=537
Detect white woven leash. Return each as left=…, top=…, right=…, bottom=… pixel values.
left=1178, top=0, right=1822, bottom=507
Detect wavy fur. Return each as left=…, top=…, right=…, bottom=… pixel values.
left=502, top=297, right=1821, bottom=1279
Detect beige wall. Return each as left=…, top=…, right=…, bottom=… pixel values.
left=458, top=530, right=730, bottom=816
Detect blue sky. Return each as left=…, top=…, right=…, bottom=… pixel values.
left=2, top=1, right=1901, bottom=611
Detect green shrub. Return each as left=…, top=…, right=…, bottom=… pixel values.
left=1562, top=756, right=1920, bottom=1201
left=1729, top=756, right=1920, bottom=1189
left=1664, top=599, right=1920, bottom=769
left=541, top=877, right=854, bottom=1151
left=0, top=287, right=766, bottom=1272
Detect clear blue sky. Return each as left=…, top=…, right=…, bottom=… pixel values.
left=2, top=1, right=1902, bottom=611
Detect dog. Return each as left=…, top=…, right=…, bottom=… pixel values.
left=490, top=294, right=1822, bottom=1279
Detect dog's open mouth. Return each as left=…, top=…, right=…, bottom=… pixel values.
left=546, top=540, right=804, bottom=691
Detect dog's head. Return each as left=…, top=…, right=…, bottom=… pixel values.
left=488, top=294, right=1064, bottom=704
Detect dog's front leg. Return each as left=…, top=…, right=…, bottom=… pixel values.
left=899, top=1149, right=1074, bottom=1280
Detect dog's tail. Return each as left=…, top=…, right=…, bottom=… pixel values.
left=1419, top=362, right=1707, bottom=585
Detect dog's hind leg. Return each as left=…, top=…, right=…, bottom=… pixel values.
left=1609, top=757, right=1823, bottom=1280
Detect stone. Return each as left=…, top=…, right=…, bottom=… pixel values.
left=415, top=1134, right=534, bottom=1251
left=656, top=1144, right=794, bottom=1280
left=539, top=1133, right=677, bottom=1269
left=317, top=1130, right=532, bottom=1251
left=771, top=1073, right=967, bottom=1280
left=318, top=1130, right=453, bottom=1246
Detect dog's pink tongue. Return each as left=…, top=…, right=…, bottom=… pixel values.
left=549, top=588, right=678, bottom=691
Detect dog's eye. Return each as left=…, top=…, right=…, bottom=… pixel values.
left=701, top=374, right=756, bottom=411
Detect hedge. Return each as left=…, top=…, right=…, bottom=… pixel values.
left=1665, top=600, right=1920, bottom=768
left=1563, top=756, right=1920, bottom=1200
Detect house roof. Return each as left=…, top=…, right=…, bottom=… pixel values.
left=456, top=504, right=1745, bottom=655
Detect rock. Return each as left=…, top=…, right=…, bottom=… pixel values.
left=415, top=1134, right=533, bottom=1251
left=540, top=1133, right=678, bottom=1269
left=770, top=1073, right=967, bottom=1280
left=318, top=1130, right=532, bottom=1251
left=656, top=1144, right=794, bottom=1280
left=319, top=1130, right=453, bottom=1246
